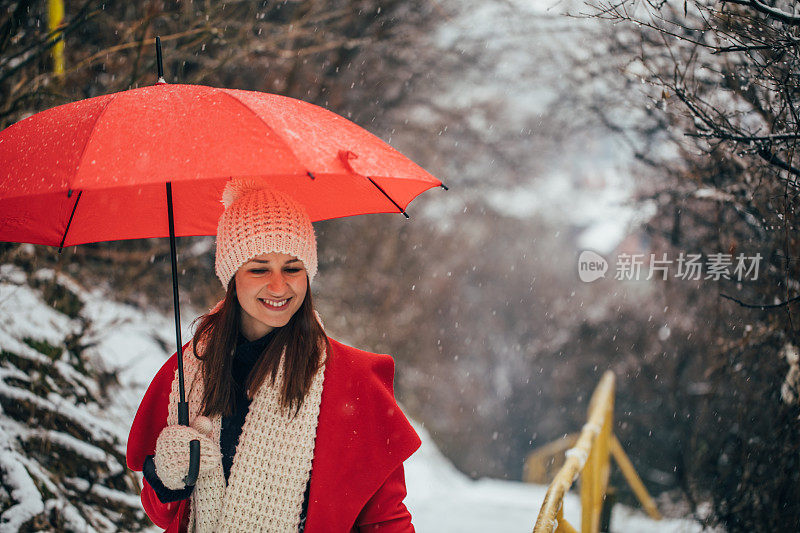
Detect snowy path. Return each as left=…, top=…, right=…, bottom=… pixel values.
left=404, top=422, right=704, bottom=533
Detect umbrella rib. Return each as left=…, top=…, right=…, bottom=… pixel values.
left=337, top=150, right=411, bottom=218
left=56, top=94, right=116, bottom=253
left=58, top=190, right=82, bottom=252
left=366, top=177, right=409, bottom=219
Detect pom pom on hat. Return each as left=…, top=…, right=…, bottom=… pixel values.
left=221, top=178, right=264, bottom=209
left=215, top=179, right=317, bottom=288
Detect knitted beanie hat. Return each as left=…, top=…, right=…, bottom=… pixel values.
left=215, top=180, right=317, bottom=288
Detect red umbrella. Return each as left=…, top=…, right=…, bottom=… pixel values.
left=0, top=40, right=443, bottom=485
left=0, top=85, right=441, bottom=247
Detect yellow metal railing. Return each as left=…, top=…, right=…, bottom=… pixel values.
left=531, top=371, right=662, bottom=533
left=523, top=433, right=578, bottom=484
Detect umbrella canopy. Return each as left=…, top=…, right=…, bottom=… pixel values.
left=0, top=83, right=442, bottom=247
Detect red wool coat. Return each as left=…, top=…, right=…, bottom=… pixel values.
left=126, top=337, right=421, bottom=532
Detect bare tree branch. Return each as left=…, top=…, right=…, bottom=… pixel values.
left=720, top=292, right=800, bottom=309
left=722, top=0, right=800, bottom=26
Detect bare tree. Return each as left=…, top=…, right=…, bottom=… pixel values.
left=580, top=0, right=800, bottom=529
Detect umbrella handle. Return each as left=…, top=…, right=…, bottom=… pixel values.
left=177, top=399, right=201, bottom=486
left=184, top=439, right=201, bottom=486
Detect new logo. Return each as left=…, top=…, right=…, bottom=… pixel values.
left=578, top=250, right=608, bottom=282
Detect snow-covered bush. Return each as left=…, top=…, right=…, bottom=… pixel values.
left=0, top=267, right=148, bottom=532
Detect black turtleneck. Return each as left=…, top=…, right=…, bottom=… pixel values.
left=220, top=330, right=275, bottom=478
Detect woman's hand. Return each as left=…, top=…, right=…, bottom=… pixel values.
left=153, top=416, right=221, bottom=490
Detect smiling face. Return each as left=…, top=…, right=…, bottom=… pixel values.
left=234, top=252, right=309, bottom=341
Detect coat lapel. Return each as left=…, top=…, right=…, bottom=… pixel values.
left=304, top=339, right=420, bottom=532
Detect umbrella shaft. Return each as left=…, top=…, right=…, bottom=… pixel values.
left=156, top=36, right=164, bottom=79
left=166, top=182, right=189, bottom=425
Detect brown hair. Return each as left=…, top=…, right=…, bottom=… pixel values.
left=191, top=276, right=326, bottom=416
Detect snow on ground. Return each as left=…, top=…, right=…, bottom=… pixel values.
left=79, top=285, right=193, bottom=442
left=0, top=266, right=156, bottom=530
left=0, top=267, right=703, bottom=532
left=405, top=421, right=705, bottom=533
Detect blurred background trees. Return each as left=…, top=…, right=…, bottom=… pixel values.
left=581, top=0, right=800, bottom=529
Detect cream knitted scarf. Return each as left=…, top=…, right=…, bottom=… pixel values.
left=167, top=340, right=326, bottom=532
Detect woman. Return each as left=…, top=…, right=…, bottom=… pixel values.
left=126, top=181, right=421, bottom=532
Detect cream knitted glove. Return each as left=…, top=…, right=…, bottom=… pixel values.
left=153, top=416, right=221, bottom=490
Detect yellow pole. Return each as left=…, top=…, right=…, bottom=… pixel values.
left=532, top=371, right=662, bottom=532
left=557, top=520, right=580, bottom=533
left=597, top=403, right=613, bottom=528
left=580, top=375, right=613, bottom=533
left=556, top=508, right=579, bottom=533
left=48, top=0, right=65, bottom=77
left=533, top=372, right=615, bottom=533
left=610, top=434, right=662, bottom=520
left=580, top=447, right=595, bottom=532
